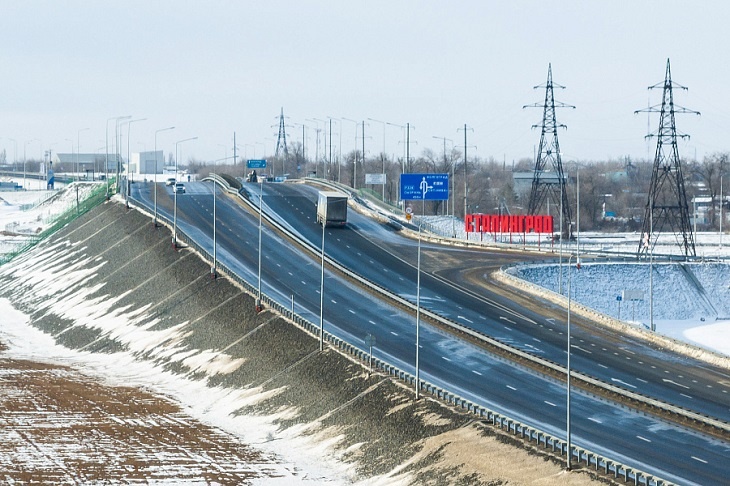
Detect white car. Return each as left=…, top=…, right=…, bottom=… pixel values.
left=174, top=183, right=186, bottom=194
left=165, top=178, right=176, bottom=186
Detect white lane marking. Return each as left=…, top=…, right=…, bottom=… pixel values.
left=598, top=364, right=608, bottom=369
left=500, top=316, right=516, bottom=324
left=680, top=393, right=693, bottom=399
left=458, top=316, right=474, bottom=324
left=588, top=417, right=602, bottom=424
left=572, top=345, right=592, bottom=354
left=544, top=401, right=556, bottom=407
left=533, top=338, right=542, bottom=343
left=442, top=356, right=452, bottom=362
left=390, top=331, right=398, bottom=336
left=636, top=378, right=648, bottom=384
left=663, top=379, right=690, bottom=390
left=301, top=281, right=306, bottom=285
left=331, top=299, right=337, bottom=304
left=506, top=385, right=516, bottom=391
left=348, top=309, right=356, bottom=315
left=691, top=456, right=708, bottom=464
left=368, top=320, right=376, bottom=325
left=504, top=326, right=513, bottom=331
left=611, top=378, right=637, bottom=389
left=472, top=370, right=482, bottom=376
left=636, top=436, right=651, bottom=443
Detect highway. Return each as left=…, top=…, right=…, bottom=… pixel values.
left=129, top=179, right=730, bottom=485
left=260, top=182, right=730, bottom=423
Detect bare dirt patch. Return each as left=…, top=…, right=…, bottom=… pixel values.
left=0, top=352, right=285, bottom=484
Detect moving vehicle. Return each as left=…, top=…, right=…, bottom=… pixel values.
left=316, top=191, right=348, bottom=227
left=166, top=178, right=176, bottom=186
left=174, top=182, right=186, bottom=194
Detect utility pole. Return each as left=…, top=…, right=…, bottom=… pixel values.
left=329, top=118, right=333, bottom=181
left=635, top=59, right=699, bottom=259
left=524, top=64, right=574, bottom=239
left=360, top=120, right=365, bottom=191
left=233, top=131, right=237, bottom=175
left=457, top=124, right=473, bottom=217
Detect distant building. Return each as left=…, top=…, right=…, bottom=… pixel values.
left=53, top=153, right=122, bottom=177
left=512, top=171, right=566, bottom=194
left=129, top=151, right=164, bottom=175
left=691, top=196, right=713, bottom=225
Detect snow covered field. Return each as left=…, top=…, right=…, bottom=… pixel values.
left=0, top=177, right=100, bottom=256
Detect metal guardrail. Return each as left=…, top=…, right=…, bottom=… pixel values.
left=246, top=179, right=730, bottom=435
left=142, top=178, right=678, bottom=485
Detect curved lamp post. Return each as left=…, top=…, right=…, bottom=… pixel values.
left=566, top=251, right=581, bottom=470
left=153, top=126, right=175, bottom=227
left=172, top=137, right=197, bottom=247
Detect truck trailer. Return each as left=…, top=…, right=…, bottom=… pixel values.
left=316, top=191, right=348, bottom=227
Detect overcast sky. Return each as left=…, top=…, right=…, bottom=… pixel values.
left=2, top=1, right=729, bottom=169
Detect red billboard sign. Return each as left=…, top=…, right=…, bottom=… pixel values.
left=465, top=214, right=554, bottom=234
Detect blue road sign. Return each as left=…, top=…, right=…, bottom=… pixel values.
left=400, top=173, right=449, bottom=201
left=247, top=159, right=267, bottom=169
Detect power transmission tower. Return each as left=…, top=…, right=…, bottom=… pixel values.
left=275, top=107, right=289, bottom=160
left=524, top=64, right=575, bottom=239
left=636, top=59, right=699, bottom=259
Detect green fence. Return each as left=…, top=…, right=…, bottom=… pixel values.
left=0, top=182, right=110, bottom=266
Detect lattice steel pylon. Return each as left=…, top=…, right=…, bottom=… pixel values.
left=635, top=59, right=699, bottom=259
left=275, top=107, right=289, bottom=160
left=524, top=64, right=575, bottom=239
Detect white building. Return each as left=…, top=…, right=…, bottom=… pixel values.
left=129, top=151, right=164, bottom=175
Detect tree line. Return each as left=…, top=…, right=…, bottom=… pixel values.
left=187, top=146, right=729, bottom=232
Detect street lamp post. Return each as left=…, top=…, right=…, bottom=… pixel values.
left=326, top=117, right=343, bottom=182
left=432, top=136, right=453, bottom=215
left=257, top=166, right=264, bottom=308
left=342, top=117, right=359, bottom=188
left=650, top=203, right=654, bottom=332
left=413, top=198, right=428, bottom=400
left=210, top=154, right=234, bottom=277
left=108, top=115, right=131, bottom=196
left=559, top=175, right=564, bottom=294
left=319, top=215, right=326, bottom=351
left=367, top=118, right=387, bottom=201
left=124, top=118, right=147, bottom=196
left=566, top=252, right=579, bottom=470
left=293, top=124, right=307, bottom=168
left=153, top=126, right=175, bottom=227
left=115, top=117, right=130, bottom=192
left=172, top=137, right=197, bottom=247
left=76, top=128, right=89, bottom=182
left=23, top=139, right=38, bottom=190
left=720, top=174, right=724, bottom=249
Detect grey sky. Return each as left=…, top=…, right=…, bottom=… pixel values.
left=2, top=1, right=729, bottom=167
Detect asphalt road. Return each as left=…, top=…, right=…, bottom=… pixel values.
left=129, top=179, right=730, bottom=485
left=259, top=182, right=730, bottom=423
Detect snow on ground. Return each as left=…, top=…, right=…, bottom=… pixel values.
left=0, top=297, right=349, bottom=485
left=0, top=177, right=99, bottom=255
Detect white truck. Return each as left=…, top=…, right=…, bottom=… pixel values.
left=316, top=191, right=348, bottom=227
